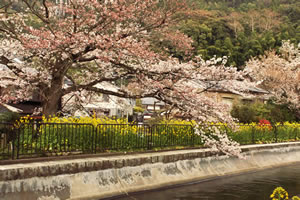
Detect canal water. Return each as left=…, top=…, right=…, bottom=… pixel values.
left=114, top=164, right=300, bottom=200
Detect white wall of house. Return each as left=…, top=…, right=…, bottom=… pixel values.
left=63, top=82, right=135, bottom=118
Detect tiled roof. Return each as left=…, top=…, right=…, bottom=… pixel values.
left=141, top=97, right=165, bottom=106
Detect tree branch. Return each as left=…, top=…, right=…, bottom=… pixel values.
left=42, top=0, right=49, bottom=19
left=0, top=2, right=12, bottom=10
left=62, top=70, right=135, bottom=95
left=80, top=86, right=160, bottom=100
left=22, top=0, right=50, bottom=24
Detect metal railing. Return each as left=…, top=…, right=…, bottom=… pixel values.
left=0, top=123, right=17, bottom=160
left=0, top=123, right=200, bottom=160
left=227, top=124, right=300, bottom=145
left=0, top=122, right=299, bottom=160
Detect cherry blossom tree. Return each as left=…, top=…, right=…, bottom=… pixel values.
left=0, top=0, right=192, bottom=114
left=0, top=0, right=252, bottom=120
left=0, top=0, right=256, bottom=157
left=244, top=41, right=300, bottom=117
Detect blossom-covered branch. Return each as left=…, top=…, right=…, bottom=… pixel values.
left=244, top=41, right=300, bottom=117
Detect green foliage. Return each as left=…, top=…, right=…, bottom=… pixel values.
left=13, top=121, right=202, bottom=155
left=2, top=116, right=300, bottom=159
left=268, top=103, right=298, bottom=123
left=133, top=99, right=145, bottom=113
left=231, top=102, right=298, bottom=123
left=6, top=0, right=299, bottom=67
left=231, top=103, right=259, bottom=123
left=176, top=0, right=300, bottom=67
left=227, top=122, right=300, bottom=145
left=0, top=112, right=20, bottom=123
left=133, top=106, right=144, bottom=113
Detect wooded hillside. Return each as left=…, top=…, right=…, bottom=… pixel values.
left=2, top=0, right=299, bottom=67
left=164, top=0, right=300, bottom=67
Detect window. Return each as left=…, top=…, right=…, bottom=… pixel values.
left=147, top=105, right=154, bottom=110
left=242, top=99, right=253, bottom=103
left=147, top=105, right=161, bottom=110
left=102, top=94, right=109, bottom=102
left=222, top=97, right=234, bottom=107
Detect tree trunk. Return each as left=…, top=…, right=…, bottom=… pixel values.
left=42, top=93, right=62, bottom=116
left=41, top=74, right=64, bottom=116
left=251, top=17, right=254, bottom=33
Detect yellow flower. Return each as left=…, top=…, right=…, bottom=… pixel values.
left=270, top=187, right=288, bottom=200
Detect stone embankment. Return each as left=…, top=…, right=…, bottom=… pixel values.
left=1, top=142, right=300, bottom=200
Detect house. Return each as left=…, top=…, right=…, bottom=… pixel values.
left=0, top=63, right=42, bottom=116
left=140, top=97, right=166, bottom=120
left=137, top=80, right=270, bottom=121
left=141, top=97, right=165, bottom=112
left=209, top=84, right=269, bottom=109
left=192, top=80, right=270, bottom=109
left=63, top=82, right=135, bottom=118
left=1, top=63, right=134, bottom=118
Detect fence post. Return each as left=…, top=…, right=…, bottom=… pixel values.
left=16, top=125, right=21, bottom=159
left=251, top=126, right=255, bottom=144
left=11, top=125, right=16, bottom=160
left=191, top=125, right=195, bottom=147
left=147, top=125, right=152, bottom=150
left=274, top=125, right=278, bottom=143
left=12, top=125, right=21, bottom=160
left=93, top=125, right=97, bottom=154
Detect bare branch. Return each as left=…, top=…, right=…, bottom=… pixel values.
left=42, top=0, right=49, bottom=19
left=22, top=0, right=50, bottom=24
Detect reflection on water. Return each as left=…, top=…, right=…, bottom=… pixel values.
left=114, top=164, right=300, bottom=200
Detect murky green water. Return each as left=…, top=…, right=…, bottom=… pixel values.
left=114, top=164, right=300, bottom=200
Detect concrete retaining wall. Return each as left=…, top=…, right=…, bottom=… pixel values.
left=1, top=142, right=300, bottom=200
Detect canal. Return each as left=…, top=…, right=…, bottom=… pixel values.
left=114, top=164, right=300, bottom=200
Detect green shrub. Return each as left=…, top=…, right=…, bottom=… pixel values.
left=0, top=112, right=20, bottom=123
left=231, top=103, right=259, bottom=123
left=231, top=102, right=298, bottom=123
